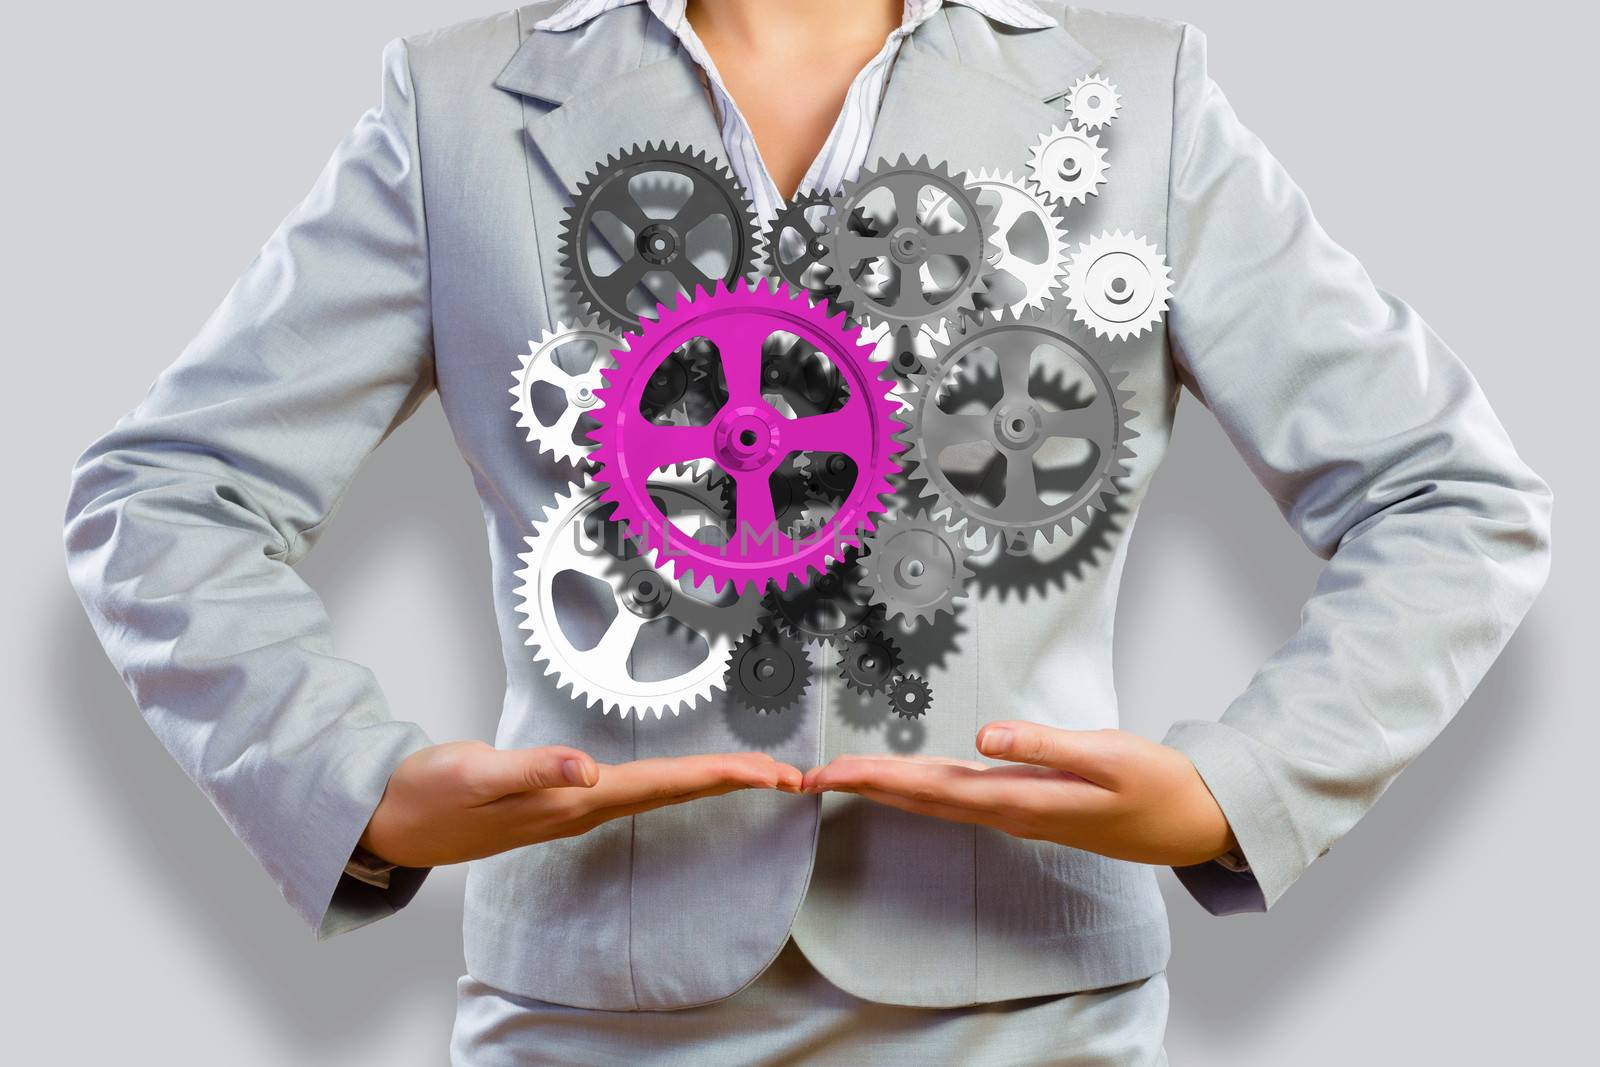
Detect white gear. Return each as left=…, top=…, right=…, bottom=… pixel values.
left=509, top=319, right=620, bottom=465
left=920, top=169, right=1070, bottom=314
left=1026, top=125, right=1109, bottom=208
left=513, top=477, right=761, bottom=718
left=1065, top=75, right=1122, bottom=132
left=1064, top=231, right=1173, bottom=342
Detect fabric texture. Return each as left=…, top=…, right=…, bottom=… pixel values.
left=450, top=937, right=1168, bottom=1066
left=63, top=0, right=1552, bottom=1013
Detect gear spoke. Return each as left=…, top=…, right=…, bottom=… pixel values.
left=1040, top=396, right=1109, bottom=441
left=604, top=192, right=653, bottom=238
left=590, top=608, right=648, bottom=667
left=920, top=406, right=992, bottom=448
left=1003, top=454, right=1039, bottom=504
left=628, top=421, right=718, bottom=470
left=781, top=406, right=862, bottom=455
left=998, top=351, right=1034, bottom=403
left=731, top=469, right=780, bottom=538
left=834, top=229, right=887, bottom=269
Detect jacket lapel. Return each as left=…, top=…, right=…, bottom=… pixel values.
left=494, top=4, right=726, bottom=195
left=495, top=2, right=1101, bottom=195
left=867, top=5, right=1100, bottom=176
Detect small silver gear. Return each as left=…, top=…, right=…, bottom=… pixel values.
left=1065, top=75, right=1123, bottom=132
left=509, top=320, right=620, bottom=466
left=859, top=510, right=975, bottom=626
left=1026, top=126, right=1109, bottom=208
left=1064, top=231, right=1174, bottom=342
left=513, top=476, right=762, bottom=717
left=899, top=304, right=1139, bottom=551
left=819, top=155, right=997, bottom=337
left=921, top=169, right=1071, bottom=315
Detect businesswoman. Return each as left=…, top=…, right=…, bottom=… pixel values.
left=65, top=1, right=1550, bottom=1063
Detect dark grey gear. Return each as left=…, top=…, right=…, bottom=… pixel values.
left=763, top=550, right=880, bottom=646
left=763, top=190, right=838, bottom=300
left=859, top=510, right=974, bottom=625
left=887, top=673, right=933, bottom=720
left=837, top=631, right=904, bottom=695
left=818, top=155, right=996, bottom=338
left=725, top=626, right=811, bottom=714
left=809, top=453, right=859, bottom=503
left=559, top=142, right=761, bottom=333
left=899, top=303, right=1139, bottom=553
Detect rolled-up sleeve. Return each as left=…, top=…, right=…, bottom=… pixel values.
left=63, top=39, right=438, bottom=938
left=1158, top=25, right=1553, bottom=913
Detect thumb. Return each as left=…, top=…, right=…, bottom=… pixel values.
left=476, top=745, right=599, bottom=796
left=976, top=722, right=1121, bottom=787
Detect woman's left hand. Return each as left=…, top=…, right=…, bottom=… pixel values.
left=801, top=721, right=1239, bottom=868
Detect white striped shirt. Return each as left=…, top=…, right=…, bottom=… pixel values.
left=534, top=0, right=1056, bottom=223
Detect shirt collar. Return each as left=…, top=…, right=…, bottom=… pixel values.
left=534, top=0, right=1056, bottom=35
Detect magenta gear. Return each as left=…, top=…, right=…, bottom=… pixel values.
left=589, top=278, right=904, bottom=594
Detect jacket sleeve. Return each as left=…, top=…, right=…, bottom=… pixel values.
left=63, top=40, right=438, bottom=939
left=1158, top=24, right=1553, bottom=913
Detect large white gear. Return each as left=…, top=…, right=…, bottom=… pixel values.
left=1026, top=125, right=1109, bottom=208
left=509, top=319, right=620, bottom=465
left=1064, top=231, right=1173, bottom=342
left=513, top=477, right=761, bottom=717
left=1065, top=75, right=1123, bottom=132
left=920, top=169, right=1071, bottom=314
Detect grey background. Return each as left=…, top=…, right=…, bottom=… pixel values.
left=4, top=1, right=1590, bottom=1062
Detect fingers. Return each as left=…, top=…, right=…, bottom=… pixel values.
left=583, top=752, right=803, bottom=808
left=804, top=756, right=1037, bottom=816
left=466, top=744, right=599, bottom=800
left=977, top=722, right=1126, bottom=787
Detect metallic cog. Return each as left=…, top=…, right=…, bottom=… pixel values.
left=859, top=510, right=975, bottom=626
left=819, top=155, right=996, bottom=337
left=762, top=190, right=838, bottom=299
left=588, top=278, right=905, bottom=595
left=725, top=626, right=812, bottom=714
left=922, top=169, right=1071, bottom=315
left=1064, top=231, right=1174, bottom=342
left=1065, top=74, right=1123, bottom=132
left=509, top=319, right=621, bottom=466
left=837, top=631, right=904, bottom=696
left=899, top=304, right=1140, bottom=551
left=559, top=142, right=761, bottom=333
left=763, top=549, right=880, bottom=646
left=512, top=477, right=762, bottom=718
left=1026, top=125, right=1109, bottom=208
left=887, top=673, right=933, bottom=720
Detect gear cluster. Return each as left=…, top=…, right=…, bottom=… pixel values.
left=509, top=75, right=1168, bottom=725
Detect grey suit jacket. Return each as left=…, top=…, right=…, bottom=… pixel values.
left=63, top=2, right=1551, bottom=1010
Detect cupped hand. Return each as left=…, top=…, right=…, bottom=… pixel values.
left=801, top=721, right=1237, bottom=868
left=361, top=741, right=804, bottom=868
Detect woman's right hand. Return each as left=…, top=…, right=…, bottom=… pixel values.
left=359, top=741, right=804, bottom=869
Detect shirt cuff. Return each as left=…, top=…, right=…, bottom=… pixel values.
left=343, top=844, right=397, bottom=890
